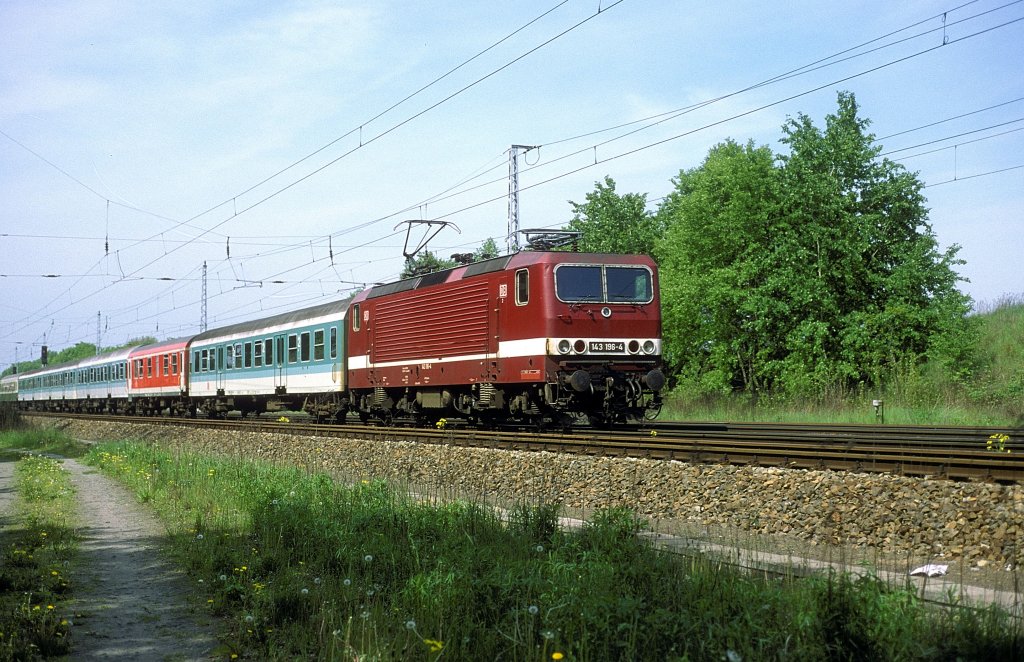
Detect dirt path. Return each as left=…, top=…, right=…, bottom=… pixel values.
left=1, top=455, right=220, bottom=660
left=0, top=457, right=15, bottom=532
left=63, top=459, right=221, bottom=660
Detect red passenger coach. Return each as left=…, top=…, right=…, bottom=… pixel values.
left=346, top=251, right=664, bottom=427
left=127, top=338, right=191, bottom=416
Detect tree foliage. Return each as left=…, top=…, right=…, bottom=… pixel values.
left=654, top=92, right=974, bottom=396
left=399, top=251, right=457, bottom=279
left=3, top=337, right=158, bottom=377
left=566, top=176, right=663, bottom=254
left=473, top=238, right=501, bottom=261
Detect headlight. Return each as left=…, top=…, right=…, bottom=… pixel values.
left=573, top=339, right=587, bottom=354
left=557, top=339, right=571, bottom=354
left=642, top=340, right=656, bottom=354
left=628, top=340, right=640, bottom=354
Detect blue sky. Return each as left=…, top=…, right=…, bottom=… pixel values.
left=1, top=0, right=1021, bottom=364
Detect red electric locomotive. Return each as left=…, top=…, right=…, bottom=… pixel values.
left=346, top=251, right=664, bottom=427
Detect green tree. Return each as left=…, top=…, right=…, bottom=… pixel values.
left=399, top=251, right=457, bottom=279
left=2, top=337, right=158, bottom=377
left=655, top=139, right=783, bottom=392
left=566, top=176, right=662, bottom=254
left=473, top=238, right=501, bottom=261
left=776, top=91, right=974, bottom=390
left=655, top=92, right=974, bottom=396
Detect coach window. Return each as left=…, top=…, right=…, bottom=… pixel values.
left=171, top=353, right=178, bottom=375
left=254, top=342, right=263, bottom=367
left=213, top=347, right=221, bottom=371
left=226, top=345, right=235, bottom=369
left=330, top=327, right=338, bottom=359
left=163, top=354, right=170, bottom=376
left=194, top=351, right=200, bottom=372
left=515, top=269, right=529, bottom=306
left=245, top=342, right=252, bottom=368
left=352, top=304, right=361, bottom=331
left=300, top=331, right=311, bottom=362
left=288, top=334, right=298, bottom=363
left=277, top=337, right=285, bottom=365
left=265, top=339, right=274, bottom=366
left=145, top=357, right=151, bottom=378
left=314, top=329, right=325, bottom=361
left=201, top=350, right=209, bottom=372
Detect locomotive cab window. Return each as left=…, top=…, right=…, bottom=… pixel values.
left=554, top=265, right=653, bottom=304
left=352, top=304, right=361, bottom=331
left=515, top=269, right=529, bottom=306
left=606, top=266, right=653, bottom=302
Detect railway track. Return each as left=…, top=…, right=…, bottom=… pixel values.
left=23, top=412, right=1024, bottom=483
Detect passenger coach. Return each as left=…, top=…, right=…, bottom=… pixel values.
left=188, top=300, right=348, bottom=418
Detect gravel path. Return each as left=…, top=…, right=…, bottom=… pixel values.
left=0, top=457, right=14, bottom=532
left=63, top=459, right=220, bottom=660
left=0, top=454, right=220, bottom=660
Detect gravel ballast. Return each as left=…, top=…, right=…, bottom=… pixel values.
left=33, top=418, right=1023, bottom=575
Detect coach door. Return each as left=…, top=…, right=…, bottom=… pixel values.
left=274, top=334, right=287, bottom=394
left=215, top=346, right=226, bottom=395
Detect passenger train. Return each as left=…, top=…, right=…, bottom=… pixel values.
left=3, top=251, right=665, bottom=428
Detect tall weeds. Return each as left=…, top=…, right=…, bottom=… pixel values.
left=86, top=440, right=1023, bottom=660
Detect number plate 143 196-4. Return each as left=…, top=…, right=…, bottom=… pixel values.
left=589, top=341, right=625, bottom=353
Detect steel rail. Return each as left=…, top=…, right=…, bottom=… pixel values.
left=22, top=412, right=1024, bottom=483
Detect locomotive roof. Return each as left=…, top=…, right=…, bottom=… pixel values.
left=190, top=298, right=351, bottom=343
left=361, top=251, right=655, bottom=301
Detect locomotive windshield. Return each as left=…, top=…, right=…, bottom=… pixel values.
left=554, top=265, right=653, bottom=304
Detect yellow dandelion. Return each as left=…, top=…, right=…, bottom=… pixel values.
left=552, top=653, right=564, bottom=660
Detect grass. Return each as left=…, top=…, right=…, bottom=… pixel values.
left=83, top=438, right=1022, bottom=661
left=661, top=298, right=1024, bottom=427
left=0, top=430, right=81, bottom=661
left=659, top=394, right=1019, bottom=427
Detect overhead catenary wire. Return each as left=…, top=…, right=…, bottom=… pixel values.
left=0, top=1, right=626, bottom=345
left=4, top=1, right=1021, bottom=359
